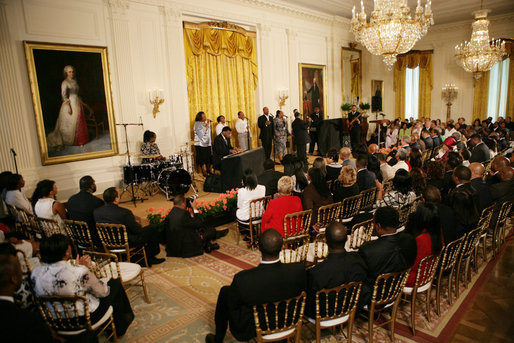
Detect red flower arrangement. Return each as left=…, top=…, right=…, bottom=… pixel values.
left=196, top=189, right=238, bottom=219
left=146, top=207, right=171, bottom=232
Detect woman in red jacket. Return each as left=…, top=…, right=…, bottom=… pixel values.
left=405, top=202, right=443, bottom=287
left=261, top=176, right=302, bottom=237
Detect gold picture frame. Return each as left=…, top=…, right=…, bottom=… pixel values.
left=341, top=47, right=362, bottom=105
left=24, top=41, right=118, bottom=165
left=299, top=63, right=327, bottom=118
left=371, top=80, right=384, bottom=112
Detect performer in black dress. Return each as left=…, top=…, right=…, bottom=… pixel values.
left=348, top=105, right=361, bottom=149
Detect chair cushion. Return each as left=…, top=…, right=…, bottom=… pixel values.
left=341, top=217, right=354, bottom=223
left=404, top=281, right=432, bottom=294
left=118, top=262, right=142, bottom=282
left=108, top=248, right=126, bottom=253
left=306, top=314, right=349, bottom=328
left=57, top=306, right=113, bottom=335
left=363, top=301, right=394, bottom=310
left=262, top=328, right=295, bottom=340
left=306, top=242, right=328, bottom=263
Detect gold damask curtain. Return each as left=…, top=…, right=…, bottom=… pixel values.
left=183, top=24, right=258, bottom=147
left=504, top=40, right=514, bottom=116
left=393, top=51, right=433, bottom=119
left=473, top=72, right=490, bottom=121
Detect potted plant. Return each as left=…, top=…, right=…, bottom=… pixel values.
left=359, top=102, right=370, bottom=112
left=341, top=103, right=353, bottom=112
left=196, top=189, right=238, bottom=227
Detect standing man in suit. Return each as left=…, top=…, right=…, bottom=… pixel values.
left=257, top=159, right=284, bottom=196
left=67, top=175, right=104, bottom=247
left=93, top=187, right=165, bottom=265
left=205, top=229, right=306, bottom=343
left=305, top=222, right=367, bottom=318
left=358, top=207, right=417, bottom=306
left=212, top=127, right=241, bottom=171
left=308, top=106, right=323, bottom=155
left=469, top=134, right=491, bottom=163
left=292, top=110, right=310, bottom=167
left=258, top=107, right=274, bottom=159
left=348, top=105, right=361, bottom=149
left=356, top=154, right=376, bottom=191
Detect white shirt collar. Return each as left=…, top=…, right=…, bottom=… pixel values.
left=0, top=295, right=14, bottom=303
left=381, top=231, right=399, bottom=238
left=357, top=168, right=366, bottom=172
left=456, top=183, right=464, bottom=188
left=260, top=258, right=280, bottom=264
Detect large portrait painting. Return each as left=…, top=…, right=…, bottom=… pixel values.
left=299, top=63, right=327, bottom=118
left=24, top=41, right=118, bottom=165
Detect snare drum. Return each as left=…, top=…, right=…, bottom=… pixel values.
left=158, top=168, right=192, bottom=195
left=150, top=160, right=174, bottom=179
left=123, top=164, right=152, bottom=184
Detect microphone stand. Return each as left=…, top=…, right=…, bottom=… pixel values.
left=117, top=122, right=146, bottom=207
left=246, top=118, right=251, bottom=151
left=10, top=148, right=18, bottom=174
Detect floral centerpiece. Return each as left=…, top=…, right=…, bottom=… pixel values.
left=146, top=207, right=171, bottom=232
left=196, top=189, right=238, bottom=222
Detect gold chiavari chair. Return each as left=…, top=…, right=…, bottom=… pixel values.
left=482, top=160, right=493, bottom=180
left=64, top=220, right=96, bottom=255
left=308, top=231, right=328, bottom=266
left=397, top=202, right=413, bottom=232
left=36, top=295, right=117, bottom=342
left=492, top=201, right=513, bottom=258
left=455, top=226, right=482, bottom=297
left=402, top=255, right=440, bottom=335
left=339, top=194, right=362, bottom=224
left=474, top=204, right=495, bottom=265
left=316, top=202, right=341, bottom=232
left=96, top=223, right=149, bottom=268
left=38, top=217, right=64, bottom=238
left=248, top=195, right=271, bottom=248
left=359, top=187, right=377, bottom=214
left=7, top=204, right=42, bottom=240
left=305, top=281, right=362, bottom=343
left=382, top=180, right=394, bottom=195
left=85, top=251, right=150, bottom=304
left=421, top=149, right=431, bottom=167
left=253, top=292, right=306, bottom=343
left=283, top=209, right=312, bottom=238
left=281, top=210, right=312, bottom=264
left=348, top=219, right=374, bottom=251
left=434, top=236, right=464, bottom=315
left=361, top=269, right=410, bottom=343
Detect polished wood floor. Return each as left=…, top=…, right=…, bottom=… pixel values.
left=450, top=234, right=514, bottom=343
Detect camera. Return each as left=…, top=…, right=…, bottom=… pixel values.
left=186, top=194, right=198, bottom=208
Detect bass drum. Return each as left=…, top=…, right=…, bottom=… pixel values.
left=158, top=168, right=192, bottom=195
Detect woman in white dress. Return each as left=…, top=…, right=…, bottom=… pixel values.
left=47, top=65, right=89, bottom=152
left=32, top=179, right=67, bottom=229
left=4, top=174, right=33, bottom=214
left=385, top=122, right=398, bottom=149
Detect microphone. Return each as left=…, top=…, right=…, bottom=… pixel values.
left=226, top=120, right=231, bottom=124
left=10, top=148, right=16, bottom=156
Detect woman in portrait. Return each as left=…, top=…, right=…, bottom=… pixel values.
left=273, top=110, right=289, bottom=162
left=47, top=65, right=89, bottom=151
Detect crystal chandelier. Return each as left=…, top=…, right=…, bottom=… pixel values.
left=350, top=0, right=434, bottom=68
left=455, top=6, right=506, bottom=79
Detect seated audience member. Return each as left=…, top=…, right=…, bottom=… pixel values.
left=367, top=154, right=383, bottom=183
left=325, top=148, right=342, bottom=181
left=31, top=234, right=134, bottom=337
left=32, top=179, right=67, bottom=229
left=490, top=166, right=514, bottom=203
left=261, top=176, right=302, bottom=237
left=4, top=174, right=32, bottom=214
left=450, top=165, right=480, bottom=209
left=212, top=127, right=241, bottom=171
left=305, top=222, right=367, bottom=318
left=376, top=169, right=417, bottom=208
left=469, top=134, right=491, bottom=163
left=339, top=147, right=356, bottom=168
left=236, top=170, right=266, bottom=223
left=411, top=132, right=425, bottom=151
left=205, top=229, right=306, bottom=343
left=391, top=148, right=409, bottom=174
left=410, top=167, right=426, bottom=196
left=333, top=166, right=360, bottom=202
left=313, top=157, right=326, bottom=176
left=405, top=203, right=443, bottom=287
left=166, top=195, right=227, bottom=257
left=460, top=148, right=471, bottom=167
left=423, top=185, right=458, bottom=244
left=368, top=143, right=379, bottom=154
left=421, top=129, right=434, bottom=150
left=0, top=244, right=54, bottom=342
left=302, top=168, right=333, bottom=226
left=292, top=163, right=309, bottom=194
left=439, top=137, right=457, bottom=162
left=94, top=187, right=165, bottom=265
left=469, top=162, right=493, bottom=212
left=484, top=137, right=497, bottom=158
left=67, top=175, right=104, bottom=246
left=442, top=152, right=463, bottom=197
left=358, top=207, right=417, bottom=306
left=450, top=189, right=479, bottom=238
left=408, top=147, right=423, bottom=170
left=257, top=159, right=283, bottom=196
left=486, top=155, right=509, bottom=185
left=399, top=135, right=411, bottom=152
left=430, top=128, right=443, bottom=147
left=426, top=160, right=445, bottom=193
left=356, top=154, right=377, bottom=191
left=377, top=152, right=395, bottom=181
left=452, top=131, right=465, bottom=151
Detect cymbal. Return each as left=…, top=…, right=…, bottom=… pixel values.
left=180, top=141, right=199, bottom=147
left=141, top=154, right=161, bottom=159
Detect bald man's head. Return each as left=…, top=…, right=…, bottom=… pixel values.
left=492, top=156, right=509, bottom=172
left=499, top=166, right=514, bottom=182
left=368, top=144, right=378, bottom=154
left=469, top=162, right=485, bottom=179
left=339, top=147, right=351, bottom=160
left=325, top=222, right=347, bottom=251
left=259, top=229, right=283, bottom=260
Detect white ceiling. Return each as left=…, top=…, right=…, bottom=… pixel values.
left=280, top=0, right=514, bottom=25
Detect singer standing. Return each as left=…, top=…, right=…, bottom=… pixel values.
left=308, top=106, right=322, bottom=155
left=348, top=105, right=361, bottom=149
left=258, top=107, right=274, bottom=159
left=292, top=110, right=310, bottom=168
left=235, top=111, right=251, bottom=151
left=216, top=115, right=227, bottom=136
left=194, top=111, right=213, bottom=177
left=274, top=110, right=289, bottom=162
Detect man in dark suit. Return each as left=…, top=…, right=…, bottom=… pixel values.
left=205, top=229, right=306, bottom=343
left=442, top=152, right=463, bottom=199
left=257, top=159, right=284, bottom=196
left=451, top=166, right=481, bottom=212
left=258, top=107, right=274, bottom=159
left=469, top=134, right=491, bottom=163
left=348, top=105, right=361, bottom=149
left=356, top=154, right=376, bottom=191
left=423, top=186, right=459, bottom=244
left=421, top=129, right=434, bottom=150
left=93, top=187, right=165, bottom=265
left=486, top=156, right=509, bottom=185
left=305, top=222, right=367, bottom=318
left=358, top=207, right=417, bottom=306
left=0, top=246, right=54, bottom=342
left=308, top=106, right=323, bottom=154
left=291, top=110, right=311, bottom=166
left=212, top=127, right=241, bottom=171
left=67, top=175, right=104, bottom=246
left=165, top=195, right=226, bottom=257
left=469, top=162, right=493, bottom=213
left=430, top=129, right=443, bottom=147
left=490, top=166, right=514, bottom=203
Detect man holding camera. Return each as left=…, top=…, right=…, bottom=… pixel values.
left=165, top=195, right=228, bottom=257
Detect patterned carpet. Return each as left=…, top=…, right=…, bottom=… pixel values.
left=118, top=231, right=505, bottom=343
